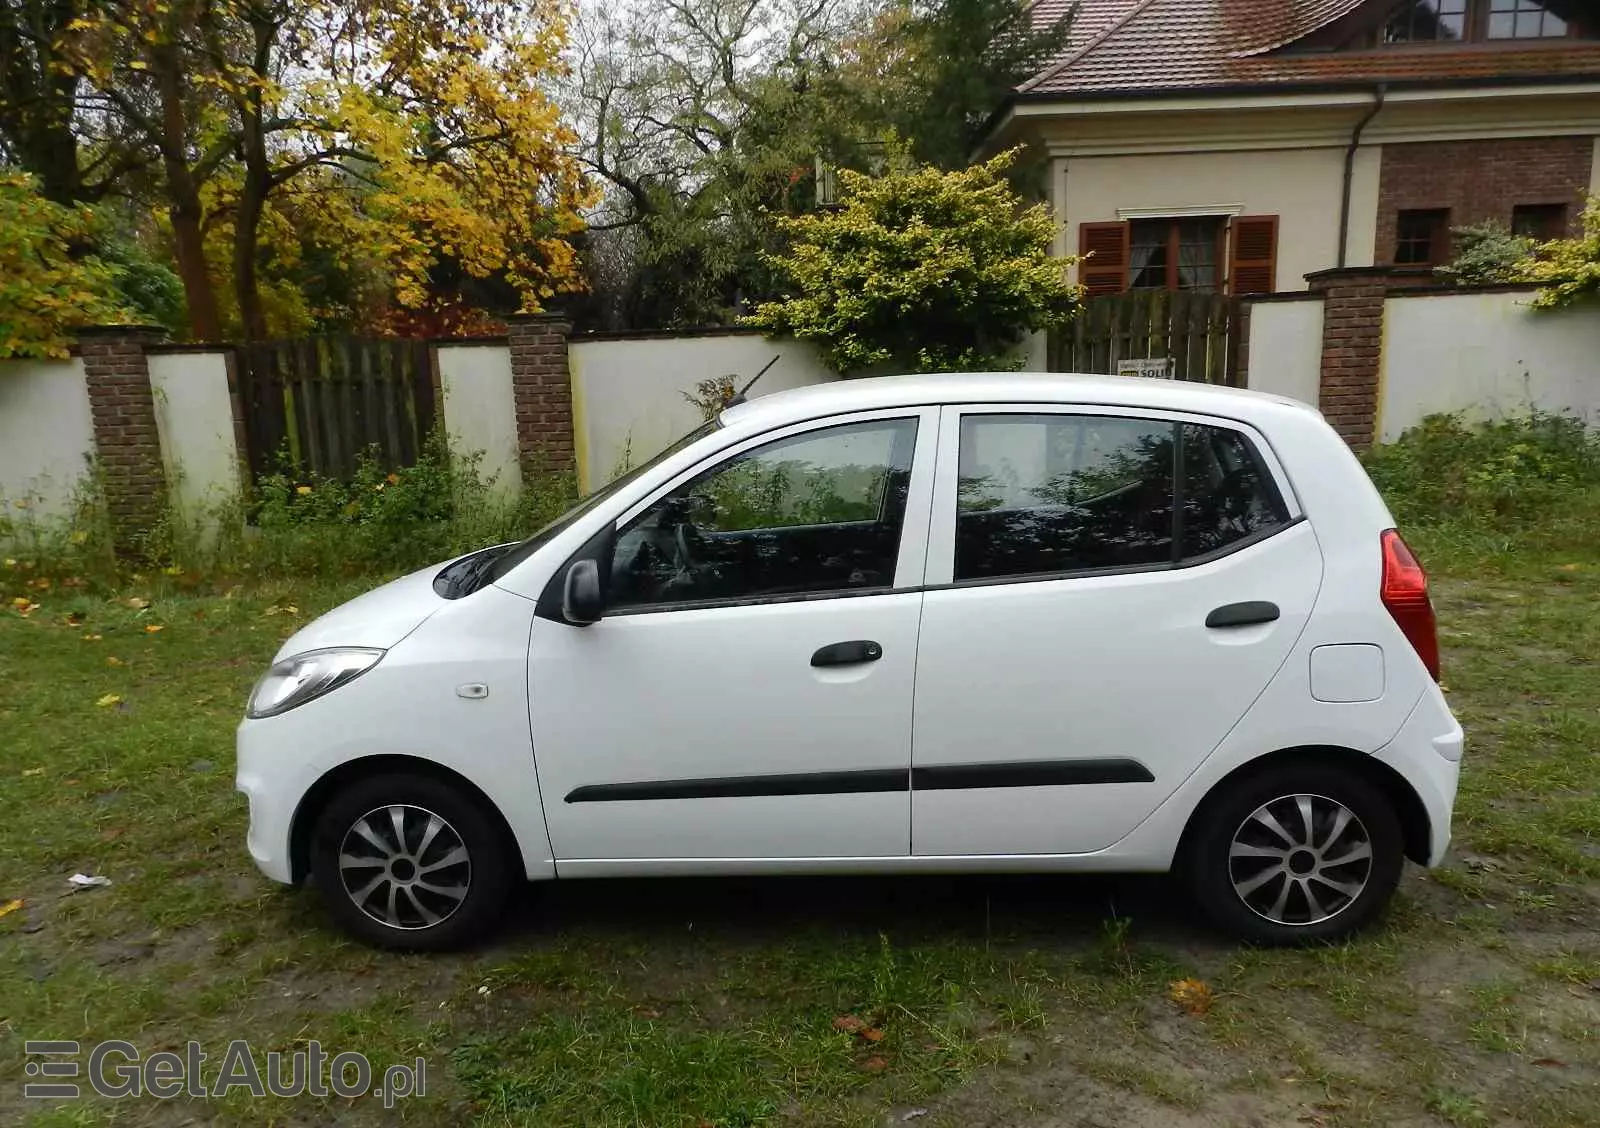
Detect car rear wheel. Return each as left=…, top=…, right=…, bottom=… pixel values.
left=309, top=773, right=512, bottom=951
left=1184, top=763, right=1404, bottom=945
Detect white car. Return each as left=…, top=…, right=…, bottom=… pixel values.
left=237, top=373, right=1462, bottom=950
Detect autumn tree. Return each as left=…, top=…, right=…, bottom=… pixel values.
left=746, top=149, right=1078, bottom=373
left=0, top=172, right=131, bottom=358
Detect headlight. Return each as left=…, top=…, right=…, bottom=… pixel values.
left=247, top=648, right=384, bottom=719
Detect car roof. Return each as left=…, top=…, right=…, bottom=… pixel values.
left=721, top=372, right=1316, bottom=431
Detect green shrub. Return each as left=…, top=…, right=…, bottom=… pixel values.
left=1363, top=412, right=1600, bottom=526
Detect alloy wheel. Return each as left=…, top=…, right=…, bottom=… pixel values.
left=337, top=804, right=472, bottom=930
left=1228, top=793, right=1374, bottom=926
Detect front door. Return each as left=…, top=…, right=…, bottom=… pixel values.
left=530, top=409, right=937, bottom=869
left=911, top=406, right=1323, bottom=857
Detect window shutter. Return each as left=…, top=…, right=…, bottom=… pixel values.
left=1229, top=215, right=1279, bottom=296
left=1079, top=222, right=1130, bottom=295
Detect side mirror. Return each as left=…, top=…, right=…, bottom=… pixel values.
left=562, top=559, right=603, bottom=625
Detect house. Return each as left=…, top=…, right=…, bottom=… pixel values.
left=986, top=0, right=1600, bottom=296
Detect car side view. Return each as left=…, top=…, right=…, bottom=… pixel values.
left=236, top=373, right=1462, bottom=950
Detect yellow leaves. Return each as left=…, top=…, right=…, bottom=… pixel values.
left=296, top=485, right=313, bottom=496
left=107, top=656, right=124, bottom=666
left=144, top=624, right=164, bottom=634
left=1168, top=978, right=1214, bottom=1016
left=83, top=634, right=103, bottom=641
left=0, top=899, right=22, bottom=920
left=96, top=694, right=122, bottom=708
left=22, top=767, right=45, bottom=778
left=264, top=604, right=299, bottom=616
left=125, top=597, right=150, bottom=610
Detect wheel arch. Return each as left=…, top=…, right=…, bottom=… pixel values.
left=288, top=755, right=527, bottom=884
left=1177, top=746, right=1433, bottom=868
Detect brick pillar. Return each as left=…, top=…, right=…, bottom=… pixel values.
left=1305, top=268, right=1391, bottom=449
left=506, top=313, right=575, bottom=475
left=78, top=325, right=169, bottom=554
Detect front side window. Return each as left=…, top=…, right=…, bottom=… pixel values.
left=609, top=418, right=917, bottom=608
left=956, top=415, right=1175, bottom=581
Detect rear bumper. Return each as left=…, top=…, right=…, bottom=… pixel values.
left=1372, top=686, right=1462, bottom=866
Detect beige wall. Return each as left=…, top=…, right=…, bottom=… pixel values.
left=569, top=333, right=839, bottom=489
left=437, top=344, right=522, bottom=498
left=1246, top=300, right=1324, bottom=407
left=148, top=351, right=240, bottom=521
left=1061, top=147, right=1351, bottom=293
left=1379, top=289, right=1600, bottom=442
left=0, top=358, right=95, bottom=523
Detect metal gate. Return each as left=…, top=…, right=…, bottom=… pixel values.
left=234, top=337, right=438, bottom=478
left=1050, top=291, right=1242, bottom=386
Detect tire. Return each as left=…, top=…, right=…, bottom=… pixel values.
left=1183, top=762, right=1404, bottom=946
left=309, top=772, right=513, bottom=952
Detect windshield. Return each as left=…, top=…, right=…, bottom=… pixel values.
left=488, top=419, right=721, bottom=583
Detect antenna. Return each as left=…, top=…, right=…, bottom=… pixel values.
left=725, top=355, right=780, bottom=408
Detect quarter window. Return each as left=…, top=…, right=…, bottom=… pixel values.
left=1179, top=424, right=1291, bottom=559
left=955, top=414, right=1175, bottom=581
left=608, top=418, right=917, bottom=608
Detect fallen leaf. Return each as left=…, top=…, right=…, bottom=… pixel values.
left=83, top=633, right=102, bottom=641
left=106, top=656, right=123, bottom=666
left=0, top=898, right=23, bottom=919
left=96, top=694, right=122, bottom=708
left=10, top=596, right=28, bottom=608
left=633, top=1007, right=662, bottom=1019
left=144, top=624, right=164, bottom=634
left=861, top=1027, right=885, bottom=1042
left=832, top=1015, right=866, bottom=1034
left=22, top=767, right=44, bottom=777
left=1168, top=977, right=1214, bottom=1016
left=19, top=602, right=39, bottom=616
left=64, top=611, right=84, bottom=625
left=125, top=597, right=149, bottom=610
left=861, top=1055, right=888, bottom=1074
left=1532, top=1057, right=1566, bottom=1068
left=100, top=827, right=125, bottom=841
left=1558, top=563, right=1581, bottom=572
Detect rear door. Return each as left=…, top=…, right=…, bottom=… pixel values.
left=910, top=405, right=1323, bottom=857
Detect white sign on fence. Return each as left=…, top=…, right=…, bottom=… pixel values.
left=1117, top=357, right=1175, bottom=380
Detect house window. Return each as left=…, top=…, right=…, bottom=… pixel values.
left=1487, top=0, right=1567, bottom=38
left=1380, top=0, right=1581, bottom=42
left=1395, top=209, right=1451, bottom=266
left=1128, top=218, right=1224, bottom=293
left=1511, top=203, right=1568, bottom=240
left=1385, top=0, right=1468, bottom=41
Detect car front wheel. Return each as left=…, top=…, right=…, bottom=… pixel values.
left=309, top=773, right=512, bottom=951
left=1184, top=763, right=1405, bottom=945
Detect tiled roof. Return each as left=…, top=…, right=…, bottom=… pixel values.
left=1020, top=0, right=1600, bottom=97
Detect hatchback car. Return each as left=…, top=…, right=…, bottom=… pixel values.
left=237, top=373, right=1462, bottom=950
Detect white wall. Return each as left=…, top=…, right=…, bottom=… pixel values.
left=437, top=344, right=522, bottom=498
left=569, top=333, right=839, bottom=490
left=1246, top=299, right=1324, bottom=407
left=1379, top=290, right=1600, bottom=442
left=148, top=351, right=240, bottom=520
left=1061, top=147, right=1351, bottom=293
left=0, top=358, right=95, bottom=522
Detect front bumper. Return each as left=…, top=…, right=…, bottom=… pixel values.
left=236, top=718, right=313, bottom=885
left=1373, top=685, right=1463, bottom=866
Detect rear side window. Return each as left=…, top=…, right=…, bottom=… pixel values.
left=1179, top=423, right=1290, bottom=559
left=956, top=415, right=1174, bottom=581
left=954, top=414, right=1289, bottom=583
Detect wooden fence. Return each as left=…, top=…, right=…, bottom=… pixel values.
left=1050, top=291, right=1242, bottom=386
left=234, top=338, right=438, bottom=479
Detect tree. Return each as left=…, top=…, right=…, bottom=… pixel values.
left=1435, top=221, right=1537, bottom=287
left=1518, top=196, right=1600, bottom=309
left=746, top=148, right=1079, bottom=373
left=0, top=172, right=130, bottom=358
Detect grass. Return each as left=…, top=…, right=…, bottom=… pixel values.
left=2, top=437, right=1600, bottom=1124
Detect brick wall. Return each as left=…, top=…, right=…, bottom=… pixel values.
left=78, top=326, right=169, bottom=553
left=1306, top=268, right=1391, bottom=449
left=1375, top=136, right=1593, bottom=263
left=507, top=314, right=575, bottom=474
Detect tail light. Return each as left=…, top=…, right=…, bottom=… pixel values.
left=1380, top=529, right=1439, bottom=681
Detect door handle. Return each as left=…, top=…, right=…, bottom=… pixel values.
left=1206, top=601, right=1280, bottom=628
left=811, top=640, right=883, bottom=667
